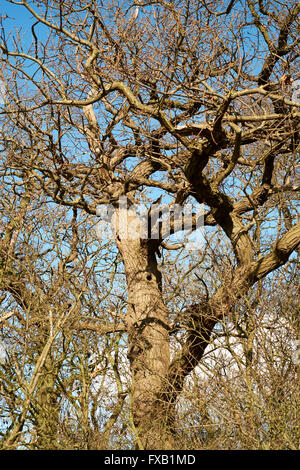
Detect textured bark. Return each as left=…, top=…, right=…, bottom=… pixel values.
left=35, top=360, right=60, bottom=450
left=117, top=230, right=172, bottom=448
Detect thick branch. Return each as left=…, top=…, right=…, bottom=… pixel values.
left=163, top=221, right=300, bottom=403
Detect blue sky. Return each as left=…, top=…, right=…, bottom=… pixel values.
left=1, top=0, right=50, bottom=50
left=1, top=1, right=32, bottom=28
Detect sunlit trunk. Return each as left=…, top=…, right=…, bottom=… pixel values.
left=117, top=233, right=172, bottom=449
left=35, top=358, right=59, bottom=449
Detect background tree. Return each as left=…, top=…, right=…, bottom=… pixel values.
left=0, top=178, right=129, bottom=449
left=0, top=0, right=299, bottom=449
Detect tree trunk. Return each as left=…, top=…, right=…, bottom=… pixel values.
left=117, top=233, right=172, bottom=449
left=35, top=357, right=60, bottom=449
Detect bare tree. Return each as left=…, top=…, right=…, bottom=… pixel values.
left=0, top=0, right=299, bottom=449
left=0, top=185, right=129, bottom=449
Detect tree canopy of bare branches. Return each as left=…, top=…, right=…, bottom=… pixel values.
left=0, top=0, right=299, bottom=450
